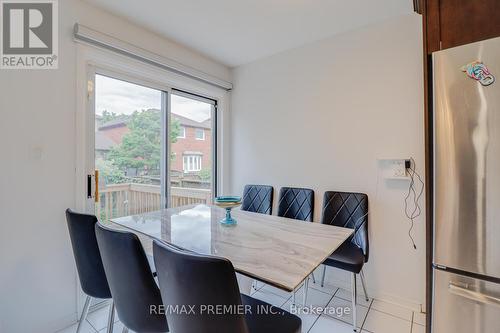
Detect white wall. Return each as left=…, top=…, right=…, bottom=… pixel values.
left=0, top=1, right=230, bottom=332
left=229, top=15, right=426, bottom=309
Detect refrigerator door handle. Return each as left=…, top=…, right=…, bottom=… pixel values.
left=449, top=282, right=500, bottom=308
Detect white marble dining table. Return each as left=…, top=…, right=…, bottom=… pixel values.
left=109, top=204, right=353, bottom=293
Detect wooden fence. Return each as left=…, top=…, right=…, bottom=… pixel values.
left=96, top=183, right=212, bottom=221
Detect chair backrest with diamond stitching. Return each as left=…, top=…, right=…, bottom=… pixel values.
left=277, top=187, right=314, bottom=222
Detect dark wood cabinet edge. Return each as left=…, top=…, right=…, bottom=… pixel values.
left=426, top=0, right=441, bottom=53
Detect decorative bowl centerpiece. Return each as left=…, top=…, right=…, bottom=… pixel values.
left=214, top=196, right=242, bottom=226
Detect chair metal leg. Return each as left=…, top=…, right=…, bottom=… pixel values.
left=292, top=289, right=296, bottom=305
left=311, top=272, right=316, bottom=284
left=303, top=277, right=309, bottom=306
left=106, top=301, right=115, bottom=333
left=351, top=273, right=357, bottom=332
left=360, top=269, right=369, bottom=302
left=76, top=295, right=91, bottom=333
left=321, top=265, right=326, bottom=287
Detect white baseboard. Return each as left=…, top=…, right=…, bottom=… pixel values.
left=314, top=266, right=424, bottom=313
left=374, top=292, right=424, bottom=313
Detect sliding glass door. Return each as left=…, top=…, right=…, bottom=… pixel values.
left=90, top=74, right=217, bottom=221
left=94, top=74, right=166, bottom=220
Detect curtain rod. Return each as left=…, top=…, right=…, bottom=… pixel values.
left=73, top=23, right=233, bottom=91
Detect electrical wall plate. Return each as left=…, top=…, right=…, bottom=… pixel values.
left=377, top=158, right=411, bottom=180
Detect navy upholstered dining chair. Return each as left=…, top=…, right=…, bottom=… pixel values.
left=152, top=240, right=301, bottom=333
left=241, top=184, right=274, bottom=215
left=95, top=223, right=168, bottom=333
left=320, top=191, right=369, bottom=332
left=65, top=209, right=115, bottom=333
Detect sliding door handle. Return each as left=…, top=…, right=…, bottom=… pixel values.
left=449, top=282, right=500, bottom=308
left=87, top=175, right=92, bottom=198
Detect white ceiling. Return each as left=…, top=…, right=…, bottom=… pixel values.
left=84, top=0, right=413, bottom=67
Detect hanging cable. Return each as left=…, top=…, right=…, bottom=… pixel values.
left=404, top=157, right=424, bottom=249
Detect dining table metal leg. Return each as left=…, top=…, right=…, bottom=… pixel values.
left=303, top=277, right=309, bottom=306
left=321, top=265, right=326, bottom=287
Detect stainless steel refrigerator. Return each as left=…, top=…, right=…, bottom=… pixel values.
left=433, top=36, right=500, bottom=332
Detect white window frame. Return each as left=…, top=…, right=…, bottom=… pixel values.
left=178, top=126, right=186, bottom=138
left=195, top=128, right=205, bottom=140
left=183, top=154, right=202, bottom=172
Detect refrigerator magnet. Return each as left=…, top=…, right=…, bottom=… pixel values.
left=461, top=61, right=495, bottom=86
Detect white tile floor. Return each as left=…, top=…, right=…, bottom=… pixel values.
left=55, top=280, right=426, bottom=333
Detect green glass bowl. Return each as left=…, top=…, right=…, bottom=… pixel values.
left=215, top=196, right=242, bottom=203
left=214, top=196, right=241, bottom=226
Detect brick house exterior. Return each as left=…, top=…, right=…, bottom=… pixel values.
left=99, top=123, right=130, bottom=144
left=96, top=112, right=211, bottom=175
left=171, top=115, right=211, bottom=174
left=95, top=118, right=131, bottom=158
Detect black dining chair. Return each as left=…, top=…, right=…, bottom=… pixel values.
left=152, top=240, right=301, bottom=333
left=95, top=223, right=168, bottom=333
left=320, top=191, right=369, bottom=332
left=277, top=187, right=315, bottom=302
left=277, top=187, right=314, bottom=222
left=65, top=209, right=114, bottom=333
left=241, top=184, right=274, bottom=291
left=241, top=184, right=274, bottom=215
